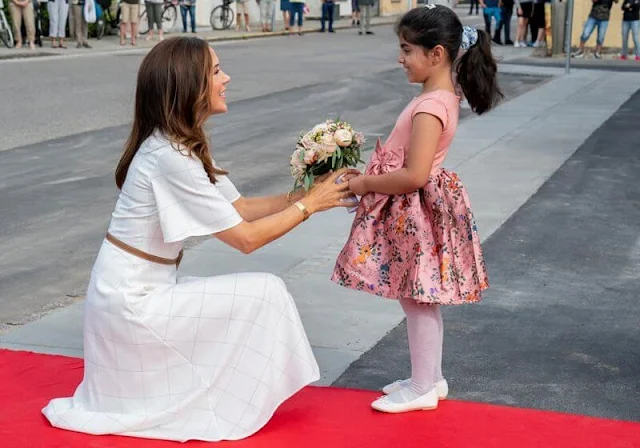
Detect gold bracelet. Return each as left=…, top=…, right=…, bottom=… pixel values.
left=293, top=201, right=310, bottom=221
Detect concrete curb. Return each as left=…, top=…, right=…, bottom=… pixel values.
left=0, top=19, right=398, bottom=61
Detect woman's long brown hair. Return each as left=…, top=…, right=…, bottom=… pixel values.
left=115, top=37, right=226, bottom=189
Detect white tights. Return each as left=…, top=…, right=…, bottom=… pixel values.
left=386, top=298, right=444, bottom=403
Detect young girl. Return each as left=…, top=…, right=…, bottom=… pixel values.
left=331, top=5, right=502, bottom=413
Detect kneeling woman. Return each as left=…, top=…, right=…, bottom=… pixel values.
left=42, top=37, right=356, bottom=442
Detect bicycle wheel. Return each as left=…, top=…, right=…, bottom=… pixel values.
left=0, top=16, right=14, bottom=48
left=0, top=28, right=13, bottom=48
left=162, top=5, right=177, bottom=33
left=138, top=9, right=149, bottom=35
left=210, top=5, right=233, bottom=30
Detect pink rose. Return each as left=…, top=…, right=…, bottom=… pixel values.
left=304, top=148, right=319, bottom=165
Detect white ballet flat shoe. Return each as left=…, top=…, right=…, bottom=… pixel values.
left=371, top=388, right=439, bottom=413
left=382, top=378, right=449, bottom=399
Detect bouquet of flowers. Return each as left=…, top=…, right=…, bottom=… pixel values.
left=290, top=119, right=366, bottom=191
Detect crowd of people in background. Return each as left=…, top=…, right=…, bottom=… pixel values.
left=477, top=0, right=546, bottom=47
left=4, top=0, right=381, bottom=49
left=475, top=0, right=638, bottom=58
left=4, top=0, right=640, bottom=59
left=571, top=0, right=639, bottom=60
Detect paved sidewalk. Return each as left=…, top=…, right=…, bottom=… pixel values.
left=0, top=16, right=395, bottom=61
left=2, top=62, right=639, bottom=387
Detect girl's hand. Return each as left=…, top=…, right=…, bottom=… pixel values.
left=348, top=175, right=370, bottom=197
left=315, top=169, right=361, bottom=185
left=517, top=7, right=523, bottom=15
left=303, top=169, right=356, bottom=214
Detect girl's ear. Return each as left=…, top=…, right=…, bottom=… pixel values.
left=430, top=45, right=447, bottom=66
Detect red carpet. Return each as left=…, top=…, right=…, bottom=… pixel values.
left=1, top=350, right=639, bottom=448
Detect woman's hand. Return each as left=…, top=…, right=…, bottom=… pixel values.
left=302, top=169, right=360, bottom=214
left=348, top=175, right=370, bottom=197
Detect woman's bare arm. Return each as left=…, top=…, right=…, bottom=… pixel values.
left=216, top=170, right=353, bottom=254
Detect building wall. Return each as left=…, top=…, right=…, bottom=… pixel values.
left=380, top=0, right=417, bottom=16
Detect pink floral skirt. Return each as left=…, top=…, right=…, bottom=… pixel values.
left=331, top=168, right=489, bottom=305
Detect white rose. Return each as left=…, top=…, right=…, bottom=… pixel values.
left=291, top=147, right=303, bottom=165
left=334, top=129, right=353, bottom=147
left=312, top=123, right=329, bottom=134
left=322, top=133, right=338, bottom=155
left=301, top=132, right=316, bottom=150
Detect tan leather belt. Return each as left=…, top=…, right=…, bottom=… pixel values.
left=105, top=233, right=183, bottom=268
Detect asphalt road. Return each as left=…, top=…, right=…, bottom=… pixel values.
left=334, top=89, right=640, bottom=422
left=0, top=26, right=546, bottom=330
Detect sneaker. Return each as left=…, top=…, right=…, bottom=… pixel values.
left=594, top=51, right=602, bottom=59
left=635, top=56, right=640, bottom=61
left=505, top=40, right=514, bottom=46
left=620, top=54, right=628, bottom=60
left=492, top=37, right=503, bottom=45
left=366, top=31, right=374, bottom=35
left=572, top=49, right=585, bottom=59
left=382, top=379, right=449, bottom=400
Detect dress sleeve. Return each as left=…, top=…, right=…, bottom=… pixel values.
left=211, top=163, right=242, bottom=203
left=411, top=97, right=450, bottom=130
left=151, top=149, right=243, bottom=243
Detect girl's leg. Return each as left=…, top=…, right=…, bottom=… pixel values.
left=434, top=304, right=444, bottom=382
left=383, top=299, right=441, bottom=404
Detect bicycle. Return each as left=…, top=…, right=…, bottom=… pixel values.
left=96, top=0, right=121, bottom=40
left=210, top=0, right=234, bottom=31
left=0, top=3, right=15, bottom=48
left=139, top=0, right=178, bottom=35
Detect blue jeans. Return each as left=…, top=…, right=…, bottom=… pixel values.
left=321, top=1, right=334, bottom=31
left=622, top=20, right=640, bottom=57
left=289, top=2, right=304, bottom=28
left=580, top=17, right=609, bottom=46
left=483, top=7, right=502, bottom=35
left=180, top=4, right=196, bottom=33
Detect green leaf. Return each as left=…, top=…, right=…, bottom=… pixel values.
left=331, top=153, right=337, bottom=169
left=304, top=174, right=312, bottom=191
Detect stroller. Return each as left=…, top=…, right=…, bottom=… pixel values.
left=95, top=0, right=121, bottom=39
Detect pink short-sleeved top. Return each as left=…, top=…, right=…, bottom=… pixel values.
left=367, top=90, right=460, bottom=179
